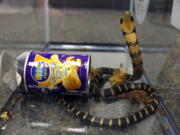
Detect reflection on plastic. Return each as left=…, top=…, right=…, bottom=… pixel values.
left=29, top=122, right=87, bottom=134
left=29, top=122, right=52, bottom=128
left=61, top=127, right=87, bottom=134
left=135, top=0, right=149, bottom=24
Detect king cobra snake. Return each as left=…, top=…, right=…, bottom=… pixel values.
left=0, top=11, right=160, bottom=131
left=58, top=11, right=159, bottom=128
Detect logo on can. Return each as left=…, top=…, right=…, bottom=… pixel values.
left=31, top=62, right=50, bottom=82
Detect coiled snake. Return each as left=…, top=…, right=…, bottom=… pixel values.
left=58, top=11, right=159, bottom=128
left=0, top=11, right=160, bottom=131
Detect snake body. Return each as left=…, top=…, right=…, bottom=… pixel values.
left=0, top=11, right=160, bottom=131
left=59, top=11, right=160, bottom=128
left=120, top=11, right=143, bottom=81
left=60, top=83, right=159, bottom=128
left=90, top=11, right=144, bottom=97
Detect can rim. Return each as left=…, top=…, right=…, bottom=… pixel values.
left=23, top=51, right=32, bottom=92
left=86, top=55, right=91, bottom=96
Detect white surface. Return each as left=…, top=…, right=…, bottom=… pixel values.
left=171, top=0, right=180, bottom=30
left=135, top=0, right=149, bottom=24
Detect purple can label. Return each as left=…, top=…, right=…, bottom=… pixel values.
left=24, top=51, right=90, bottom=95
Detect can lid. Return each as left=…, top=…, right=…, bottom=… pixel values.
left=16, top=51, right=31, bottom=87
left=86, top=55, right=91, bottom=96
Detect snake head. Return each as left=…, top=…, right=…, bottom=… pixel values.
left=120, top=11, right=135, bottom=33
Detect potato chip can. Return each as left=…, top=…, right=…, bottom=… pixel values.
left=18, top=51, right=91, bottom=95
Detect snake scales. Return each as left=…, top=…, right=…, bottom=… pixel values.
left=0, top=11, right=160, bottom=131
left=58, top=11, right=159, bottom=128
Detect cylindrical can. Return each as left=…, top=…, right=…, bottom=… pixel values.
left=16, top=51, right=91, bottom=95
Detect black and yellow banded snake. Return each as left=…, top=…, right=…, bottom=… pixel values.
left=58, top=11, right=160, bottom=128
left=0, top=11, right=160, bottom=131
